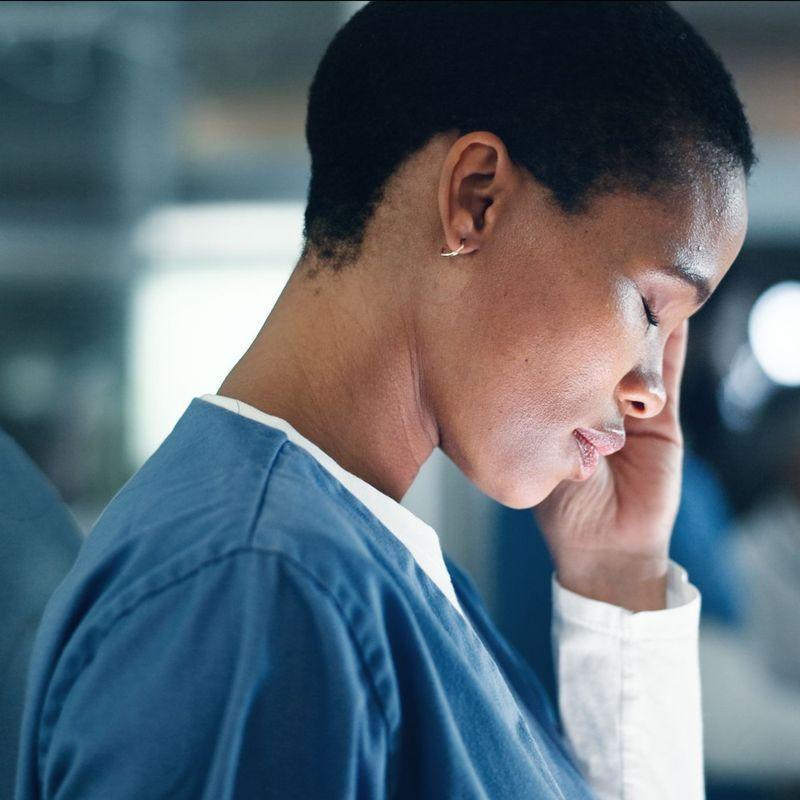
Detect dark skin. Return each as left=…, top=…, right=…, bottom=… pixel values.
left=220, top=130, right=748, bottom=611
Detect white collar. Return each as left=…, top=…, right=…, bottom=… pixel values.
left=198, top=393, right=465, bottom=618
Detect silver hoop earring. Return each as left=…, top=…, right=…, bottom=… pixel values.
left=440, top=238, right=466, bottom=257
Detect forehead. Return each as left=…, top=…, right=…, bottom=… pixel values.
left=584, top=169, right=748, bottom=278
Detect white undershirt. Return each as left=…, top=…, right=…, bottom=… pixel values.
left=199, top=392, right=704, bottom=800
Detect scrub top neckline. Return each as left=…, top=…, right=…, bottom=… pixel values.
left=198, top=393, right=466, bottom=619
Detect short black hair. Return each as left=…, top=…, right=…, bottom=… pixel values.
left=302, top=1, right=757, bottom=271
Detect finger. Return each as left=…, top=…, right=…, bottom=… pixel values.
left=662, top=318, right=689, bottom=420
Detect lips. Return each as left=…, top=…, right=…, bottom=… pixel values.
left=574, top=427, right=626, bottom=456
left=572, top=427, right=626, bottom=480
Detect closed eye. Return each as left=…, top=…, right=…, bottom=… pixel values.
left=641, top=296, right=660, bottom=328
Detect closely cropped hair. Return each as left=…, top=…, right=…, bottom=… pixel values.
left=302, top=1, right=757, bottom=271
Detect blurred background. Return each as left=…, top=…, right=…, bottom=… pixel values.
left=1, top=2, right=799, bottom=798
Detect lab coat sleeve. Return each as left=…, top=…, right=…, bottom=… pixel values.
left=40, top=549, right=392, bottom=799
left=550, top=558, right=704, bottom=800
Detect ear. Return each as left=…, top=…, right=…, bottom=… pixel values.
left=437, top=131, right=518, bottom=256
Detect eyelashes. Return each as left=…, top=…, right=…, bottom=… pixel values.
left=641, top=296, right=660, bottom=328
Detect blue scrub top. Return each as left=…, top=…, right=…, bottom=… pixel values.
left=16, top=398, right=595, bottom=799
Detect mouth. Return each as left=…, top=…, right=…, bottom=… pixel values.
left=572, top=427, right=626, bottom=480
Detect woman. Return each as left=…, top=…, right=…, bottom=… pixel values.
left=17, top=2, right=753, bottom=798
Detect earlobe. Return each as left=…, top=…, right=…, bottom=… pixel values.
left=440, top=239, right=467, bottom=257
left=437, top=131, right=513, bottom=256
left=437, top=150, right=473, bottom=255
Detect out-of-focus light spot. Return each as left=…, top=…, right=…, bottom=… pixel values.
left=748, top=281, right=800, bottom=387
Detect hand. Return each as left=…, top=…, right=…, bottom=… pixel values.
left=533, top=319, right=689, bottom=611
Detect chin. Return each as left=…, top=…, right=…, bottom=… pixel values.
left=479, top=471, right=558, bottom=510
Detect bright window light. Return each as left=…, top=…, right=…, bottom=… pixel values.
left=132, top=201, right=305, bottom=263
left=128, top=202, right=303, bottom=466
left=748, top=281, right=800, bottom=387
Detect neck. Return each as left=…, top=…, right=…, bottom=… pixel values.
left=218, top=256, right=439, bottom=502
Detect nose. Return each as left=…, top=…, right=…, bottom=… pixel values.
left=615, top=366, right=667, bottom=420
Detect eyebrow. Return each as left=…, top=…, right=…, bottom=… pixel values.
left=659, top=263, right=712, bottom=307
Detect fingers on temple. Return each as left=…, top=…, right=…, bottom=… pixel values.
left=662, top=319, right=689, bottom=415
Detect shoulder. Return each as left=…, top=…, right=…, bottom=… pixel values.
left=35, top=547, right=396, bottom=798
left=72, top=401, right=398, bottom=621
left=44, top=545, right=397, bottom=733
left=39, top=405, right=411, bottom=711
left=75, top=544, right=382, bottom=668
left=45, top=431, right=407, bottom=710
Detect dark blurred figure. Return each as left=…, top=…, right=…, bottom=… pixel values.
left=0, top=430, right=81, bottom=800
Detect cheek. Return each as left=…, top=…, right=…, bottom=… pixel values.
left=494, top=317, right=625, bottom=426
left=439, top=273, right=640, bottom=492
left=553, top=284, right=643, bottom=406
left=476, top=319, right=636, bottom=487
